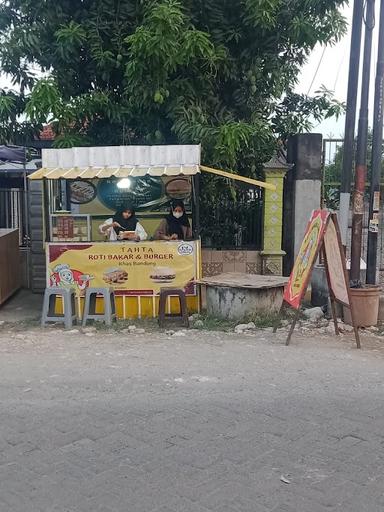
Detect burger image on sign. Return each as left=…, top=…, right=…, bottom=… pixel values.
left=103, top=268, right=128, bottom=284
left=150, top=266, right=176, bottom=283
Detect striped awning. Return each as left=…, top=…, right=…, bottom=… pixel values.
left=28, top=165, right=200, bottom=180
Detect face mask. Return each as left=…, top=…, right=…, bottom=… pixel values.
left=173, top=211, right=183, bottom=219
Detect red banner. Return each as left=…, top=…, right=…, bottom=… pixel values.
left=284, top=210, right=330, bottom=309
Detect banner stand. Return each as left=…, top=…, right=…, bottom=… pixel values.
left=275, top=211, right=360, bottom=348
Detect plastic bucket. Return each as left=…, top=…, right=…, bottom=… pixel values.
left=343, top=286, right=380, bottom=327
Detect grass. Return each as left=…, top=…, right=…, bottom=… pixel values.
left=191, top=314, right=237, bottom=332
left=251, top=312, right=283, bottom=329
left=0, top=310, right=296, bottom=334
left=0, top=316, right=41, bottom=331
left=188, top=310, right=294, bottom=332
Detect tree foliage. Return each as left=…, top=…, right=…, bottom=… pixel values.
left=323, top=133, right=384, bottom=210
left=0, top=0, right=346, bottom=180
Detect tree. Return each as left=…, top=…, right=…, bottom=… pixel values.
left=323, top=133, right=384, bottom=210
left=0, top=0, right=346, bottom=180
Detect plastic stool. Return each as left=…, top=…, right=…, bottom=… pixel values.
left=158, top=288, right=189, bottom=328
left=41, top=287, right=77, bottom=329
left=82, top=287, right=116, bottom=326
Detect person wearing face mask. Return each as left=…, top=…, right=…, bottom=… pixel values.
left=99, top=206, right=147, bottom=241
left=154, top=200, right=192, bottom=241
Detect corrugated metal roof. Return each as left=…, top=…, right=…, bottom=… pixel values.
left=28, top=165, right=200, bottom=180
left=26, top=144, right=276, bottom=191
left=28, top=144, right=201, bottom=180
left=43, top=145, right=200, bottom=167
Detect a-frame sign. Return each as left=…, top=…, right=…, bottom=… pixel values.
left=279, top=210, right=360, bottom=348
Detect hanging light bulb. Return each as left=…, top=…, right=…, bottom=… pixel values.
left=117, top=178, right=131, bottom=189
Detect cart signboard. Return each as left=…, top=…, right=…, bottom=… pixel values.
left=47, top=241, right=198, bottom=297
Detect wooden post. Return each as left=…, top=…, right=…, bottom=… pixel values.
left=322, top=247, right=340, bottom=336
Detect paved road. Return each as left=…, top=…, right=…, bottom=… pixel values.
left=0, top=326, right=384, bottom=512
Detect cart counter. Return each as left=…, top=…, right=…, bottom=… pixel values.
left=46, top=240, right=201, bottom=318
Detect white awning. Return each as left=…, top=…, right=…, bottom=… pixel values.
left=28, top=144, right=201, bottom=180
left=27, top=144, right=275, bottom=190
left=28, top=165, right=200, bottom=180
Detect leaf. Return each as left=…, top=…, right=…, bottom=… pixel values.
left=0, top=0, right=347, bottom=157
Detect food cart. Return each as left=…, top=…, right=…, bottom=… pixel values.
left=28, top=144, right=274, bottom=319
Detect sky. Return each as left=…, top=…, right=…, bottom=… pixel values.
left=0, top=3, right=377, bottom=140
left=296, top=2, right=380, bottom=138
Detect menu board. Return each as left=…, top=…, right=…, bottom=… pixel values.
left=323, top=215, right=349, bottom=305
left=56, top=217, right=74, bottom=239
left=97, top=177, right=164, bottom=211
left=51, top=215, right=90, bottom=242
left=75, top=176, right=193, bottom=215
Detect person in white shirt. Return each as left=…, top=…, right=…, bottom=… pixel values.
left=99, top=206, right=147, bottom=242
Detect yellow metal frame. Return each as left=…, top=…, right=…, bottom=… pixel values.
left=54, top=294, right=200, bottom=320
left=200, top=165, right=276, bottom=191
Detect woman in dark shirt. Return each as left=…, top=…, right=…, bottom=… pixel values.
left=154, top=200, right=192, bottom=241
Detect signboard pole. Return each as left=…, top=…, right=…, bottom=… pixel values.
left=285, top=310, right=300, bottom=346
left=321, top=246, right=340, bottom=337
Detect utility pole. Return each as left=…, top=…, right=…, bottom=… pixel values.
left=339, top=0, right=364, bottom=248
left=350, top=0, right=375, bottom=284
left=367, top=0, right=384, bottom=284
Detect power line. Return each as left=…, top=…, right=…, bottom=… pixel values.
left=333, top=46, right=348, bottom=91
left=307, top=46, right=327, bottom=95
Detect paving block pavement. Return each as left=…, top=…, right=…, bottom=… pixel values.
left=0, top=326, right=383, bottom=511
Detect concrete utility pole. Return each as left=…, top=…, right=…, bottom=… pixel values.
left=366, top=0, right=384, bottom=284
left=350, top=0, right=375, bottom=284
left=339, top=0, right=364, bottom=248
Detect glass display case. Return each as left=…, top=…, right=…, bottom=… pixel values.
left=50, top=214, right=91, bottom=242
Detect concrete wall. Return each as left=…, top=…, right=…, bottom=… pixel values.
left=293, top=180, right=322, bottom=258
left=206, top=285, right=284, bottom=320
left=285, top=133, right=323, bottom=271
